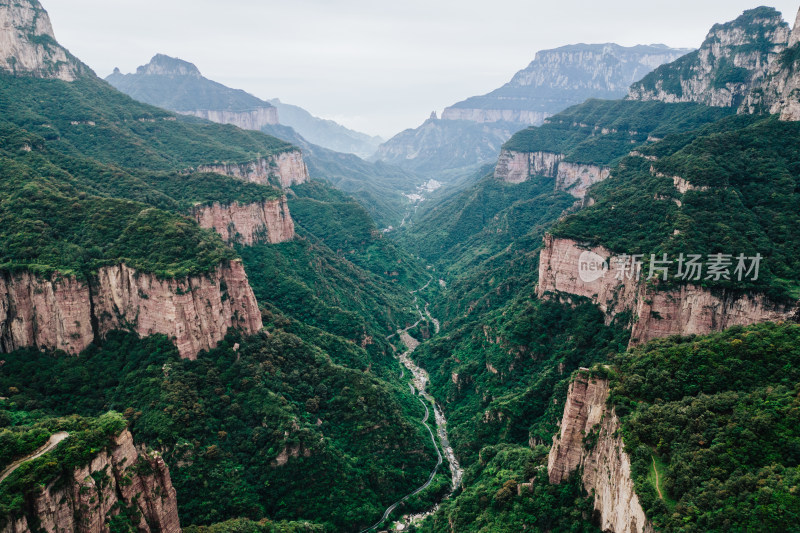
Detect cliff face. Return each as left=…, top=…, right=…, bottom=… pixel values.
left=2, top=429, right=181, bottom=533
left=537, top=235, right=796, bottom=345
left=548, top=373, right=652, bottom=533
left=196, top=151, right=309, bottom=189
left=191, top=198, right=295, bottom=245
left=0, top=260, right=262, bottom=359
left=629, top=7, right=789, bottom=107
left=182, top=107, right=279, bottom=130
left=494, top=150, right=609, bottom=199
left=741, top=8, right=800, bottom=121
left=444, top=44, right=690, bottom=126
left=0, top=0, right=86, bottom=81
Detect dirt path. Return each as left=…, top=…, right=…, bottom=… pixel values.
left=0, top=432, right=69, bottom=484
left=652, top=455, right=663, bottom=499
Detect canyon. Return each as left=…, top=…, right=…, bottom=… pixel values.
left=191, top=198, right=295, bottom=245
left=537, top=235, right=796, bottom=345
left=548, top=371, right=653, bottom=533
left=2, top=429, right=181, bottom=533
left=494, top=150, right=610, bottom=199
left=181, top=107, right=278, bottom=131
left=0, top=260, right=262, bottom=359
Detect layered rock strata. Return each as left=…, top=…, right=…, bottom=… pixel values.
left=191, top=198, right=295, bottom=245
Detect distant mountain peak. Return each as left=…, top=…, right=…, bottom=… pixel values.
left=0, top=0, right=88, bottom=81
left=136, top=54, right=202, bottom=78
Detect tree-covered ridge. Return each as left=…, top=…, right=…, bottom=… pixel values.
left=0, top=73, right=295, bottom=170
left=610, top=322, right=800, bottom=532
left=554, top=115, right=800, bottom=300
left=502, top=99, right=734, bottom=166
left=0, top=327, right=440, bottom=531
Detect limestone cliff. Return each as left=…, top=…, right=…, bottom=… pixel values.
left=191, top=198, right=295, bottom=245
left=0, top=0, right=87, bottom=81
left=494, top=150, right=609, bottom=199
left=629, top=7, right=790, bottom=107
left=182, top=107, right=279, bottom=131
left=741, top=8, right=800, bottom=120
left=195, top=151, right=309, bottom=189
left=537, top=235, right=796, bottom=345
left=548, top=372, right=652, bottom=533
left=444, top=44, right=690, bottom=126
left=0, top=260, right=262, bottom=359
left=2, top=429, right=181, bottom=533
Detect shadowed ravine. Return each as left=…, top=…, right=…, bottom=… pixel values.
left=360, top=279, right=463, bottom=532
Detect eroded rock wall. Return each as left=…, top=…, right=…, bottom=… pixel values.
left=196, top=151, right=309, bottom=188
left=191, top=198, right=295, bottom=245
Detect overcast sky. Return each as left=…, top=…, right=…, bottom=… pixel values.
left=43, top=0, right=799, bottom=138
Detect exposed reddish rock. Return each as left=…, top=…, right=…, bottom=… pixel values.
left=2, top=429, right=181, bottom=533
left=0, top=261, right=262, bottom=359
left=494, top=150, right=609, bottom=199
left=548, top=372, right=652, bottom=533
left=191, top=198, right=295, bottom=245
left=537, top=235, right=796, bottom=345
left=196, top=151, right=309, bottom=189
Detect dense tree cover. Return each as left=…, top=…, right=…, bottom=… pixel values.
left=416, top=445, right=600, bottom=533
left=610, top=323, right=800, bottom=532
left=503, top=100, right=733, bottom=165
left=183, top=518, right=324, bottom=533
left=0, top=328, right=439, bottom=531
left=0, top=411, right=127, bottom=523
left=555, top=116, right=800, bottom=300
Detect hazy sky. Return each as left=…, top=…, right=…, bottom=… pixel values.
left=43, top=0, right=799, bottom=138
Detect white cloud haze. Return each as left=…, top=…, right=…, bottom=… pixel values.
left=42, top=0, right=800, bottom=138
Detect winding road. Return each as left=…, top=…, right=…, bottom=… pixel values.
left=0, top=431, right=69, bottom=485
left=360, top=277, right=462, bottom=532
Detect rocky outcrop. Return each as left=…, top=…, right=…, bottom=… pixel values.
left=537, top=235, right=796, bottom=345
left=196, top=151, right=309, bottom=189
left=444, top=44, right=691, bottom=126
left=0, top=0, right=87, bottom=81
left=0, top=260, right=262, bottom=359
left=555, top=162, right=611, bottom=199
left=548, top=372, right=652, bottom=533
left=182, top=107, right=279, bottom=130
left=191, top=198, right=295, bottom=245
left=495, top=150, right=609, bottom=199
left=441, top=108, right=550, bottom=125
left=2, top=429, right=180, bottom=533
left=629, top=7, right=790, bottom=107
left=740, top=8, right=800, bottom=121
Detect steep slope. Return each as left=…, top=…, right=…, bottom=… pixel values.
left=0, top=412, right=180, bottom=533
left=106, top=55, right=381, bottom=158
left=444, top=44, right=691, bottom=125
left=108, top=56, right=420, bottom=227
left=375, top=43, right=689, bottom=175
left=629, top=7, right=790, bottom=107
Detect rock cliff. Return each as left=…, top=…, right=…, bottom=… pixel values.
left=182, top=107, right=279, bottom=131
left=0, top=0, right=87, bottom=81
left=196, top=151, right=309, bottom=189
left=537, top=235, right=796, bottom=345
left=191, top=198, right=295, bottom=245
left=2, top=429, right=181, bottom=533
left=548, top=372, right=652, bottom=533
left=629, top=7, right=790, bottom=107
left=444, top=44, right=690, bottom=126
left=494, top=150, right=609, bottom=199
left=0, top=260, right=262, bottom=359
left=740, top=8, right=800, bottom=120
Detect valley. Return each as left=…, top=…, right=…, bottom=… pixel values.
left=2, top=1, right=800, bottom=533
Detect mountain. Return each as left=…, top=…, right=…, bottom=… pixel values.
left=628, top=7, right=790, bottom=107
left=107, top=55, right=420, bottom=227
left=443, top=44, right=692, bottom=125
left=106, top=55, right=381, bottom=158
left=374, top=43, right=690, bottom=176
left=267, top=98, right=382, bottom=158
left=0, top=1, right=443, bottom=531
